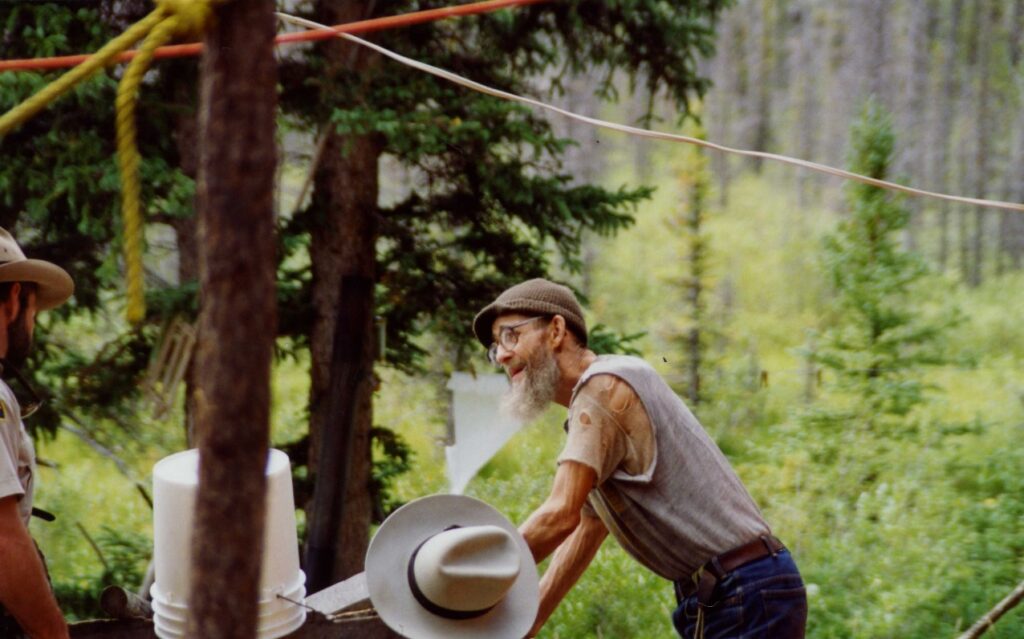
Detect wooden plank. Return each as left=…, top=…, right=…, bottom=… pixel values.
left=70, top=615, right=401, bottom=639
left=305, top=572, right=371, bottom=615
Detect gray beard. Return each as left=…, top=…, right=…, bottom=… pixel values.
left=500, top=347, right=560, bottom=423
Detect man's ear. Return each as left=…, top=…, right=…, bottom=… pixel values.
left=549, top=315, right=568, bottom=349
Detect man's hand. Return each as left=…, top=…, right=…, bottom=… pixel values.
left=0, top=496, right=68, bottom=639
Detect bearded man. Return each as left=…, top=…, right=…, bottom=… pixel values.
left=473, top=278, right=807, bottom=639
left=0, top=228, right=72, bottom=639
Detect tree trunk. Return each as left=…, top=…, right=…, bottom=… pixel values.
left=170, top=91, right=201, bottom=446
left=556, top=72, right=604, bottom=187
left=865, top=0, right=889, bottom=103
left=898, top=0, right=929, bottom=251
left=304, top=0, right=383, bottom=593
left=999, top=4, right=1024, bottom=271
left=746, top=0, right=772, bottom=172
left=936, top=0, right=963, bottom=272
left=822, top=4, right=854, bottom=200
left=1001, top=101, right=1024, bottom=270
left=969, top=0, right=993, bottom=287
left=629, top=84, right=654, bottom=181
left=187, top=0, right=278, bottom=637
left=686, top=182, right=704, bottom=407
left=793, top=2, right=820, bottom=208
left=707, top=8, right=738, bottom=207
left=172, top=216, right=200, bottom=446
left=956, top=0, right=978, bottom=282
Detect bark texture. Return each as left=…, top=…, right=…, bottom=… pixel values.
left=187, top=0, right=278, bottom=636
left=304, top=0, right=382, bottom=591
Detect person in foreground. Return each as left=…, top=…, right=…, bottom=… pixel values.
left=473, top=278, right=807, bottom=639
left=0, top=228, right=73, bottom=639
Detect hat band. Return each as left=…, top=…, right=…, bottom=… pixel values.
left=406, top=530, right=499, bottom=621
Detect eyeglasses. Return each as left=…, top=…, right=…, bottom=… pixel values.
left=487, top=316, right=546, bottom=364
left=0, top=359, right=44, bottom=419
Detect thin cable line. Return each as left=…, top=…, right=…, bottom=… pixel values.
left=276, top=12, right=1024, bottom=214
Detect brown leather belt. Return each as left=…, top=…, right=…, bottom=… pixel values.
left=674, top=534, right=787, bottom=604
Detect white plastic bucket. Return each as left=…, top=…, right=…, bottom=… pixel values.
left=150, top=448, right=306, bottom=638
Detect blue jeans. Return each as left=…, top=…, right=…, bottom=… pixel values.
left=672, top=550, right=807, bottom=639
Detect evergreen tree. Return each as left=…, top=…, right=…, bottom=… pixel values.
left=669, top=120, right=713, bottom=407
left=810, top=99, right=955, bottom=432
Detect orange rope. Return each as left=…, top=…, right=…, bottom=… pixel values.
left=0, top=0, right=550, bottom=73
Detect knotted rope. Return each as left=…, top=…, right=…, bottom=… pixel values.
left=0, top=0, right=220, bottom=323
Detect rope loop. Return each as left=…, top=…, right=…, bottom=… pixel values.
left=116, top=0, right=219, bottom=324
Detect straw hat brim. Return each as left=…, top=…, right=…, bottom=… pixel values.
left=0, top=259, right=74, bottom=310
left=365, top=494, right=539, bottom=639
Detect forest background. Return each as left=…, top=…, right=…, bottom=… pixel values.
left=1, top=0, right=1023, bottom=637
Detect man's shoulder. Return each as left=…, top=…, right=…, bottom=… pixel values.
left=575, top=356, right=654, bottom=408
left=575, top=372, right=639, bottom=406
left=588, top=354, right=653, bottom=373
left=583, top=356, right=659, bottom=387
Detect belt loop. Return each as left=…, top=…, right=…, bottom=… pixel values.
left=710, top=555, right=724, bottom=578
left=694, top=566, right=717, bottom=606
left=761, top=534, right=779, bottom=557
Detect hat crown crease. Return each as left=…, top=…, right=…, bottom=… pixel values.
left=414, top=525, right=521, bottom=612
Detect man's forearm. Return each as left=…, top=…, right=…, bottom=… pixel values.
left=528, top=513, right=608, bottom=637
left=519, top=461, right=597, bottom=563
left=519, top=500, right=581, bottom=564
left=0, top=501, right=68, bottom=638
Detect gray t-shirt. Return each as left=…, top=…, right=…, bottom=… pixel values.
left=0, top=380, right=34, bottom=528
left=558, top=355, right=770, bottom=580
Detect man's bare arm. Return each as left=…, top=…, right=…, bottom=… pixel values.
left=519, top=460, right=597, bottom=564
left=0, top=496, right=68, bottom=639
left=527, top=511, right=608, bottom=637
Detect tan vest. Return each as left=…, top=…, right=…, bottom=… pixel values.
left=575, top=355, right=769, bottom=580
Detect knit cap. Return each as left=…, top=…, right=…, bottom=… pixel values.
left=473, top=278, right=587, bottom=348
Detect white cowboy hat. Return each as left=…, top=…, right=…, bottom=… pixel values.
left=0, top=227, right=73, bottom=310
left=365, top=494, right=539, bottom=639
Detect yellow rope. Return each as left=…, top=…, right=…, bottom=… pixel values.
left=1, top=0, right=217, bottom=324
left=118, top=0, right=216, bottom=324
left=116, top=21, right=176, bottom=324
left=0, top=12, right=162, bottom=138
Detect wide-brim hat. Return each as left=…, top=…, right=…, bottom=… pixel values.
left=365, top=494, right=539, bottom=639
left=0, top=228, right=73, bottom=310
